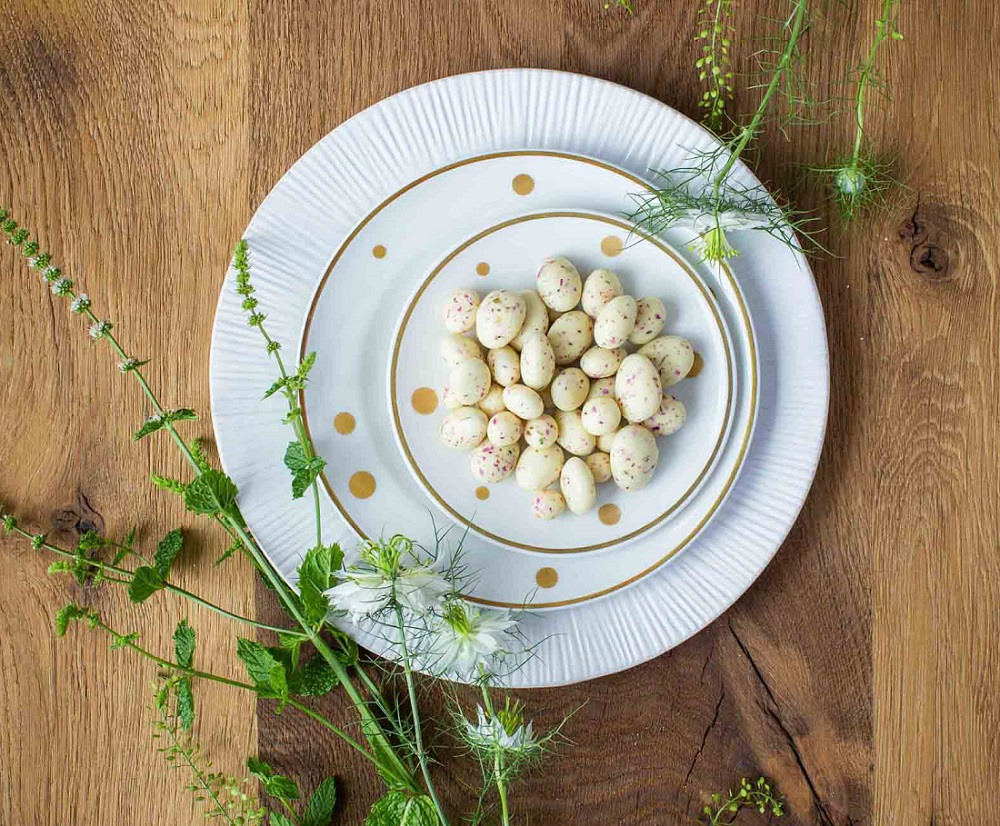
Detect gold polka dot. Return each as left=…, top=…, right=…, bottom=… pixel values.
left=349, top=471, right=376, bottom=499
left=598, top=504, right=621, bottom=525
left=601, top=235, right=623, bottom=257
left=475, top=486, right=490, bottom=501
left=334, top=412, right=356, bottom=435
left=476, top=262, right=490, bottom=276
left=411, top=387, right=438, bottom=415
left=512, top=174, right=535, bottom=196
left=688, top=352, right=704, bottom=378
left=372, top=244, right=387, bottom=259
left=536, top=567, right=558, bottom=589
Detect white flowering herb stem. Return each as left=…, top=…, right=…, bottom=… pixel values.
left=627, top=0, right=819, bottom=264
left=0, top=208, right=421, bottom=801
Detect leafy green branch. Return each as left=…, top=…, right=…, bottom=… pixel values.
left=700, top=776, right=784, bottom=825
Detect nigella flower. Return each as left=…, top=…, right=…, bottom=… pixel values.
left=51, top=277, right=74, bottom=296
left=462, top=704, right=539, bottom=756
left=70, top=294, right=91, bottom=314
left=325, top=564, right=450, bottom=619
left=88, top=320, right=113, bottom=340
left=431, top=601, right=518, bottom=677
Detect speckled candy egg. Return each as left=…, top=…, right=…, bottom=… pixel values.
left=519, top=331, right=557, bottom=390
left=443, top=289, right=481, bottom=334
left=596, top=430, right=618, bottom=454
left=441, top=383, right=462, bottom=409
left=515, top=445, right=565, bottom=491
left=478, top=384, right=506, bottom=417
left=584, top=451, right=613, bottom=484
left=524, top=414, right=559, bottom=449
left=638, top=335, right=696, bottom=387
left=610, top=424, right=659, bottom=492
left=642, top=395, right=687, bottom=436
left=615, top=353, right=662, bottom=423
left=486, top=346, right=521, bottom=387
left=535, top=257, right=583, bottom=312
left=580, top=396, right=622, bottom=436
left=579, top=346, right=624, bottom=379
left=594, top=295, right=637, bottom=349
left=629, top=297, right=667, bottom=345
left=581, top=268, right=623, bottom=317
left=511, top=290, right=549, bottom=351
left=440, top=333, right=483, bottom=368
left=560, top=457, right=597, bottom=515
left=587, top=377, right=616, bottom=401
left=554, top=409, right=597, bottom=457
left=439, top=407, right=487, bottom=450
left=502, top=384, right=545, bottom=420
left=532, top=489, right=566, bottom=520
left=547, top=311, right=594, bottom=365
left=470, top=441, right=519, bottom=484
left=476, top=290, right=526, bottom=348
left=486, top=411, right=523, bottom=447
left=448, top=358, right=492, bottom=405
left=550, top=368, right=590, bottom=412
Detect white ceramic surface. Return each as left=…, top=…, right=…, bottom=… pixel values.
left=210, top=69, right=828, bottom=687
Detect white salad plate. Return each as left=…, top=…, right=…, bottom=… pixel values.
left=210, top=69, right=829, bottom=687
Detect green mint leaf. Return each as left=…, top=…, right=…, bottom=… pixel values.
left=154, top=528, right=184, bottom=578
left=269, top=814, right=294, bottom=826
left=301, top=777, right=338, bottom=826
left=288, top=656, right=339, bottom=697
left=262, top=378, right=287, bottom=400
left=133, top=416, right=165, bottom=440
left=283, top=442, right=326, bottom=499
left=214, top=537, right=243, bottom=566
left=184, top=469, right=238, bottom=516
left=176, top=677, right=195, bottom=731
left=236, top=638, right=289, bottom=702
left=128, top=566, right=166, bottom=603
left=261, top=774, right=299, bottom=803
left=297, top=544, right=343, bottom=626
left=277, top=632, right=304, bottom=669
left=365, top=791, right=438, bottom=826
left=173, top=618, right=196, bottom=668
left=168, top=408, right=198, bottom=422
left=55, top=603, right=86, bottom=636
left=246, top=755, right=275, bottom=781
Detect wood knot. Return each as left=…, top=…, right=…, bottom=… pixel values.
left=51, top=490, right=105, bottom=537
left=898, top=198, right=956, bottom=282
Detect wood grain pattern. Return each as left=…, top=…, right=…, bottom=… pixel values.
left=1, top=0, right=997, bottom=824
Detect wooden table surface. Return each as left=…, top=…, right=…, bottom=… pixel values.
left=1, top=1, right=997, bottom=824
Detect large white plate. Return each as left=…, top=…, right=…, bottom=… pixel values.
left=296, top=150, right=758, bottom=609
left=210, top=69, right=828, bottom=686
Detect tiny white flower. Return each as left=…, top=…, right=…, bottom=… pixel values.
left=51, top=277, right=73, bottom=296
left=432, top=602, right=518, bottom=677
left=70, top=294, right=91, bottom=314
left=463, top=705, right=538, bottom=754
left=88, top=320, right=112, bottom=340
left=42, top=267, right=61, bottom=283
left=119, top=357, right=139, bottom=373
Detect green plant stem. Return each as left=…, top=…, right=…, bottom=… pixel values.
left=10, top=526, right=297, bottom=636
left=94, top=616, right=377, bottom=764
left=852, top=0, right=896, bottom=161
left=395, top=605, right=449, bottom=826
left=479, top=684, right=510, bottom=826
left=156, top=701, right=242, bottom=826
left=712, top=0, right=809, bottom=196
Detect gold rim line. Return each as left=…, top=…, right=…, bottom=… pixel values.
left=389, top=211, right=733, bottom=553
left=296, top=150, right=759, bottom=608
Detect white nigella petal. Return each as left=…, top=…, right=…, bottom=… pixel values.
left=432, top=602, right=518, bottom=677
left=324, top=563, right=449, bottom=620
left=684, top=210, right=773, bottom=234
left=463, top=706, right=537, bottom=753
